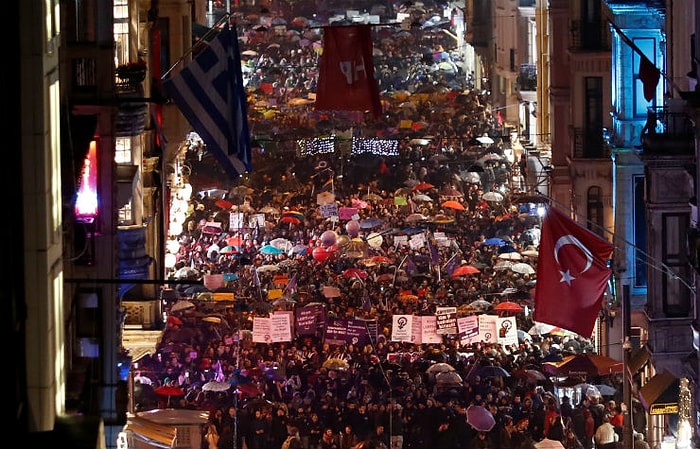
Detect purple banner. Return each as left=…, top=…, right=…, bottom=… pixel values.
left=323, top=317, right=377, bottom=346
left=295, top=303, right=326, bottom=336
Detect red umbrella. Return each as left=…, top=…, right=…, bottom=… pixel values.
left=413, top=182, right=435, bottom=191
left=343, top=268, right=369, bottom=279
left=280, top=216, right=301, bottom=225
left=154, top=385, right=185, bottom=396
left=451, top=265, right=481, bottom=278
left=466, top=405, right=496, bottom=431
left=215, top=199, right=233, bottom=209
left=492, top=301, right=524, bottom=314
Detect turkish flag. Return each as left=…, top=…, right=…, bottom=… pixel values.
left=534, top=206, right=614, bottom=337
left=315, top=25, right=382, bottom=117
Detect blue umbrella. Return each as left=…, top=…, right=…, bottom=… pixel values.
left=484, top=237, right=506, bottom=246
left=401, top=227, right=424, bottom=235
left=259, top=244, right=283, bottom=255
left=360, top=217, right=383, bottom=229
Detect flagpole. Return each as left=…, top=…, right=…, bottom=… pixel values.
left=608, top=20, right=682, bottom=95
left=161, top=13, right=232, bottom=79
left=393, top=255, right=408, bottom=286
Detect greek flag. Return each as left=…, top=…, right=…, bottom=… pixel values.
left=163, top=25, right=252, bottom=178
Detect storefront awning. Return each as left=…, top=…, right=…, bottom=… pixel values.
left=639, top=369, right=680, bottom=415
left=627, top=346, right=652, bottom=376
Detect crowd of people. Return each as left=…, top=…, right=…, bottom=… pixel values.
left=126, top=2, right=654, bottom=449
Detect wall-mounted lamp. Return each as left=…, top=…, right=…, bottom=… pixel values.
left=606, top=308, right=617, bottom=326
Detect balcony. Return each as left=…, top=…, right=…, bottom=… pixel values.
left=573, top=127, right=611, bottom=159
left=639, top=107, right=695, bottom=155
left=516, top=64, right=537, bottom=91
left=570, top=20, right=611, bottom=52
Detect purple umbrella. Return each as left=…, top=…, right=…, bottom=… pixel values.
left=466, top=405, right=496, bottom=432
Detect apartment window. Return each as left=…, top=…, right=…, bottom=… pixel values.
left=114, top=0, right=129, bottom=66
left=587, top=186, right=604, bottom=235
left=584, top=77, right=604, bottom=157
left=634, top=38, right=658, bottom=116
left=661, top=213, right=691, bottom=317
left=115, top=136, right=133, bottom=164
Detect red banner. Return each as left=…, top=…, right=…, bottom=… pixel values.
left=534, top=206, right=614, bottom=337
left=316, top=25, right=382, bottom=117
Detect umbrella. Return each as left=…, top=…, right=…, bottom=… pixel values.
left=474, top=365, right=510, bottom=378
left=405, top=213, right=427, bottom=222
left=528, top=322, right=578, bottom=336
left=573, top=383, right=602, bottom=399
left=202, top=380, right=231, bottom=392
left=534, top=439, right=565, bottom=449
left=516, top=330, right=533, bottom=342
left=451, top=265, right=481, bottom=278
left=343, top=268, right=369, bottom=279
left=483, top=237, right=506, bottom=246
left=512, top=368, right=546, bottom=383
left=426, top=362, right=456, bottom=375
left=462, top=171, right=482, bottom=184
left=259, top=205, right=280, bottom=215
left=219, top=245, right=239, bottom=254
left=594, top=384, right=617, bottom=396
left=202, top=316, right=223, bottom=324
left=430, top=214, right=455, bottom=224
left=215, top=199, right=233, bottom=209
left=154, top=385, right=185, bottom=398
left=441, top=200, right=466, bottom=211
left=242, top=397, right=273, bottom=410
left=476, top=135, right=495, bottom=145
left=360, top=217, right=383, bottom=229
left=174, top=267, right=199, bottom=279
left=270, top=238, right=293, bottom=251
left=493, top=260, right=514, bottom=271
left=202, top=221, right=223, bottom=234
left=422, top=348, right=448, bottom=362
left=439, top=187, right=463, bottom=198
left=171, top=300, right=195, bottom=312
left=466, top=299, right=492, bottom=313
left=413, top=182, right=435, bottom=191
left=435, top=371, right=463, bottom=385
left=510, top=262, right=535, bottom=274
left=370, top=255, right=392, bottom=264
left=376, top=273, right=394, bottom=283
left=256, top=264, right=280, bottom=273
left=492, top=301, right=524, bottom=314
left=498, top=252, right=523, bottom=261
left=280, top=215, right=301, bottom=225
left=322, top=358, right=350, bottom=371
left=259, top=244, right=284, bottom=255
left=482, top=191, right=504, bottom=202
left=466, top=405, right=496, bottom=431
left=413, top=193, right=433, bottom=202
left=543, top=354, right=623, bottom=377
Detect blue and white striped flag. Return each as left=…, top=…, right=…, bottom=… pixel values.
left=163, top=25, right=252, bottom=178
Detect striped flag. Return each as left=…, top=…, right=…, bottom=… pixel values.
left=320, top=177, right=334, bottom=192
left=163, top=24, right=252, bottom=178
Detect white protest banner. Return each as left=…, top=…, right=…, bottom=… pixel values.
left=418, top=315, right=442, bottom=344
left=497, top=316, right=518, bottom=347
left=391, top=314, right=413, bottom=342
left=271, top=312, right=293, bottom=342
left=435, top=306, right=458, bottom=334
left=252, top=317, right=272, bottom=343
left=457, top=315, right=480, bottom=346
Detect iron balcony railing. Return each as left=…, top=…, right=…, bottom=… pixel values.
left=573, top=127, right=612, bottom=159
left=640, top=106, right=695, bottom=155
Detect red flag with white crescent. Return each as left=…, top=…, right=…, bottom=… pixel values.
left=534, top=206, right=614, bottom=337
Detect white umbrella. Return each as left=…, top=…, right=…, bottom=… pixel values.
left=202, top=380, right=231, bottom=392
left=270, top=238, right=293, bottom=252
left=476, top=135, right=494, bottom=144
left=413, top=194, right=433, bottom=202
left=510, top=262, right=535, bottom=274
left=256, top=264, right=280, bottom=273
left=498, top=252, right=523, bottom=261
left=534, top=439, right=564, bottom=449
left=482, top=191, right=504, bottom=202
